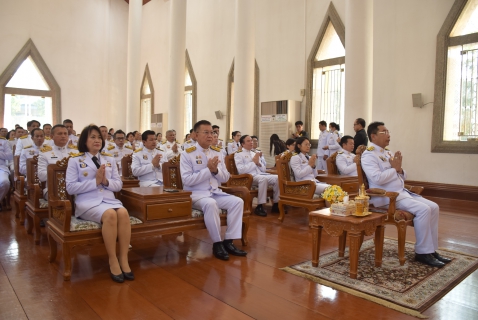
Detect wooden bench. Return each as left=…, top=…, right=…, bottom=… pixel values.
left=13, top=155, right=27, bottom=224
left=47, top=156, right=251, bottom=281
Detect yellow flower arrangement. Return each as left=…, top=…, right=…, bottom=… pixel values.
left=321, top=185, right=348, bottom=203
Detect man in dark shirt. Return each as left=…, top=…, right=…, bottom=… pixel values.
left=292, top=121, right=308, bottom=139
left=353, top=118, right=368, bottom=153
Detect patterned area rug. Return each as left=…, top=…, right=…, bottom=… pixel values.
left=282, top=239, right=478, bottom=318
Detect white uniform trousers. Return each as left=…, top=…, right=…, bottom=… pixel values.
left=0, top=171, right=10, bottom=201
left=316, top=157, right=327, bottom=173
left=193, top=194, right=244, bottom=243
left=252, top=174, right=279, bottom=204
left=314, top=181, right=329, bottom=195
left=394, top=195, right=439, bottom=254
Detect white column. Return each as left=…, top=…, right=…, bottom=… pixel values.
left=233, top=0, right=255, bottom=134
left=167, top=0, right=187, bottom=136
left=344, top=0, right=373, bottom=135
left=126, top=0, right=142, bottom=132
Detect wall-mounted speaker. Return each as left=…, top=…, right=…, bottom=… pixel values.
left=215, top=110, right=224, bottom=119
left=412, top=93, right=423, bottom=108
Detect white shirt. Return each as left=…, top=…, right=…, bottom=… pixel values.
left=336, top=150, right=357, bottom=176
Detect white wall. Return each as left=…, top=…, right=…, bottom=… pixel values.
left=0, top=0, right=128, bottom=131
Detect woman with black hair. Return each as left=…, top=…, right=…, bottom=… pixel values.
left=269, top=134, right=286, bottom=156
left=66, top=125, right=133, bottom=283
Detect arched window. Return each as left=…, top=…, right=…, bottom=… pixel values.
left=140, top=64, right=154, bottom=133
left=0, top=39, right=61, bottom=128
left=432, top=0, right=478, bottom=153
left=184, top=50, right=197, bottom=133
left=305, top=2, right=345, bottom=141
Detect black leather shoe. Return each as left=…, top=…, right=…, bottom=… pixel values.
left=122, top=269, right=135, bottom=281
left=212, top=242, right=229, bottom=261
left=432, top=252, right=452, bottom=264
left=223, top=241, right=247, bottom=256
left=271, top=203, right=280, bottom=213
left=415, top=253, right=445, bottom=268
left=110, top=271, right=125, bottom=283
left=254, top=205, right=267, bottom=217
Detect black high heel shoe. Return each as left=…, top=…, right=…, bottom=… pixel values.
left=122, top=269, right=135, bottom=281
left=110, top=271, right=125, bottom=283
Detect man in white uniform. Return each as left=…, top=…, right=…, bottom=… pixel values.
left=163, top=129, right=183, bottom=160
left=43, top=123, right=54, bottom=146
left=99, top=125, right=115, bottom=153
left=362, top=121, right=450, bottom=268
left=212, top=125, right=224, bottom=148
left=131, top=130, right=166, bottom=187
left=15, top=120, right=41, bottom=156
left=109, top=130, right=133, bottom=176
left=63, top=119, right=79, bottom=147
left=315, top=120, right=329, bottom=172
left=227, top=131, right=242, bottom=155
left=19, top=128, right=45, bottom=176
left=235, top=135, right=280, bottom=216
left=182, top=129, right=197, bottom=151
left=180, top=120, right=246, bottom=261
left=0, top=133, right=13, bottom=206
left=336, top=135, right=357, bottom=176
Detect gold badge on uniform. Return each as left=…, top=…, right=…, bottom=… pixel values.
left=106, top=162, right=112, bottom=167
left=196, top=160, right=202, bottom=164
left=379, top=156, right=386, bottom=162
left=80, top=162, right=87, bottom=168
left=83, top=172, right=88, bottom=177
left=143, top=155, right=148, bottom=160
left=29, top=150, right=35, bottom=155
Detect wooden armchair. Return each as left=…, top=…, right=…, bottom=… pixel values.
left=355, top=145, right=423, bottom=265
left=121, top=153, right=139, bottom=188
left=13, top=155, right=27, bottom=224
left=162, top=155, right=251, bottom=246
left=315, top=151, right=359, bottom=197
left=25, top=155, right=49, bottom=244
left=276, top=152, right=325, bottom=222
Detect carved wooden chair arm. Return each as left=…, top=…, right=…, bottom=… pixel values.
left=281, top=180, right=316, bottom=198
left=15, top=175, right=25, bottom=193
left=48, top=199, right=73, bottom=232
left=219, top=186, right=252, bottom=214
left=226, top=174, right=253, bottom=189
left=27, top=183, right=43, bottom=207
left=404, top=184, right=424, bottom=195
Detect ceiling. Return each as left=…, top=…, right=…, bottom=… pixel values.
left=124, top=0, right=151, bottom=5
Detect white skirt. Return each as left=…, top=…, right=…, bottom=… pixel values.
left=77, top=198, right=124, bottom=224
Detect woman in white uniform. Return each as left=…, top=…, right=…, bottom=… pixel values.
left=290, top=137, right=330, bottom=195
left=66, top=125, right=133, bottom=283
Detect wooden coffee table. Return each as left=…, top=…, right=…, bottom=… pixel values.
left=309, top=208, right=386, bottom=279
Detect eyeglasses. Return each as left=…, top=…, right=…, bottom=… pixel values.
left=377, top=130, right=390, bottom=135
left=198, top=131, right=214, bottom=136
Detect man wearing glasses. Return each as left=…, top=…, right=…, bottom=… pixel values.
left=180, top=120, right=246, bottom=261
left=110, top=130, right=133, bottom=176
left=362, top=121, right=449, bottom=268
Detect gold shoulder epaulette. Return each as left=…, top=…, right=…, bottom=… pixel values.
left=156, top=147, right=164, bottom=151
left=40, top=145, right=53, bottom=152
left=210, top=145, right=221, bottom=152
left=68, top=144, right=78, bottom=150
left=125, top=145, right=133, bottom=150
left=186, top=139, right=192, bottom=144
left=20, top=135, right=28, bottom=139
left=235, top=149, right=242, bottom=153
left=8, top=138, right=15, bottom=141
left=45, top=137, right=51, bottom=140
left=384, top=147, right=390, bottom=151
left=134, top=148, right=143, bottom=153
left=101, top=151, right=112, bottom=157
left=227, top=139, right=233, bottom=143
left=70, top=152, right=84, bottom=158
left=0, top=137, right=5, bottom=140
left=367, top=146, right=375, bottom=151
left=161, top=139, right=166, bottom=144
left=186, top=146, right=196, bottom=153
left=292, top=152, right=298, bottom=156
left=338, top=151, right=343, bottom=154
left=24, top=145, right=32, bottom=149
left=107, top=145, right=115, bottom=150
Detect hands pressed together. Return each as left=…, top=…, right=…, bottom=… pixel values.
left=389, top=151, right=403, bottom=174
left=152, top=154, right=162, bottom=168
left=96, top=164, right=109, bottom=186
left=207, top=156, right=220, bottom=174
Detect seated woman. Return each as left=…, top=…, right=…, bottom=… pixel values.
left=66, top=125, right=133, bottom=283
left=290, top=137, right=330, bottom=195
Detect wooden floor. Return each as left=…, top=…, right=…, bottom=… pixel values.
left=1, top=200, right=477, bottom=320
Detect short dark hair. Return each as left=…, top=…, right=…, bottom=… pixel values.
left=142, top=130, right=156, bottom=141
left=78, top=125, right=104, bottom=153
left=51, top=124, right=66, bottom=135
left=189, top=128, right=194, bottom=134
left=30, top=128, right=43, bottom=137
left=43, top=123, right=52, bottom=128
left=355, top=118, right=366, bottom=128
left=194, top=120, right=211, bottom=132
left=63, top=119, right=73, bottom=125
left=319, top=120, right=327, bottom=126
left=232, top=131, right=241, bottom=138
left=212, top=125, right=219, bottom=130
left=330, top=122, right=339, bottom=131
left=99, top=125, right=107, bottom=130
left=340, top=135, right=354, bottom=147
left=126, top=132, right=134, bottom=139
left=294, top=137, right=310, bottom=153
left=15, top=126, right=24, bottom=132
left=27, top=120, right=41, bottom=128
left=251, top=135, right=258, bottom=140
left=239, top=134, right=249, bottom=145
left=132, top=130, right=138, bottom=135
left=114, top=130, right=126, bottom=139
left=285, top=138, right=296, bottom=146
left=156, top=132, right=162, bottom=137
left=295, top=121, right=303, bottom=126
left=367, top=121, right=385, bottom=141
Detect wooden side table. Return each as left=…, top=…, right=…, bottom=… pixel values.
left=309, top=208, right=386, bottom=279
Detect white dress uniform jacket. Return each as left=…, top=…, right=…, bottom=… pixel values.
left=227, top=141, right=241, bottom=155
left=0, top=137, right=13, bottom=201
left=180, top=143, right=243, bottom=242
left=336, top=150, right=358, bottom=176
left=131, top=147, right=166, bottom=186
left=327, top=131, right=341, bottom=154
left=316, top=130, right=330, bottom=172
left=38, top=144, right=78, bottom=199
left=290, top=153, right=329, bottom=195
left=108, top=144, right=134, bottom=176
left=163, top=140, right=183, bottom=160
left=19, top=145, right=42, bottom=176
left=43, top=137, right=54, bottom=146
left=68, top=134, right=79, bottom=146
left=66, top=153, right=123, bottom=218
left=15, top=135, right=33, bottom=156
left=182, top=139, right=196, bottom=151
left=234, top=148, right=280, bottom=204
left=361, top=142, right=439, bottom=254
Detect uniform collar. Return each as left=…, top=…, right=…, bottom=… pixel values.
left=53, top=143, right=68, bottom=150
left=370, top=142, right=386, bottom=153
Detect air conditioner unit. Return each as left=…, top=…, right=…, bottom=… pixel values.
left=259, top=100, right=300, bottom=166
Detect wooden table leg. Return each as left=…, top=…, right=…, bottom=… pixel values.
left=338, top=231, right=347, bottom=257
left=374, top=225, right=385, bottom=267
left=311, top=226, right=322, bottom=267
left=348, top=231, right=362, bottom=279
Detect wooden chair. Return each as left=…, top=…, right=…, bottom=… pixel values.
left=121, top=153, right=140, bottom=188
left=162, top=155, right=251, bottom=245
left=25, top=155, right=49, bottom=244
left=354, top=145, right=423, bottom=266
left=276, top=152, right=325, bottom=222
left=13, top=155, right=27, bottom=224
